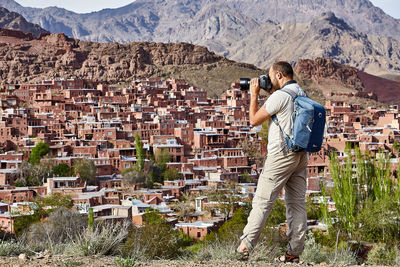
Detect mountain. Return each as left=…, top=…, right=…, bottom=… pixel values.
left=1, top=0, right=399, bottom=40
left=227, top=12, right=400, bottom=75
left=0, top=7, right=49, bottom=37
left=1, top=0, right=399, bottom=75
left=295, top=58, right=400, bottom=105
left=0, top=29, right=264, bottom=97
left=0, top=28, right=397, bottom=105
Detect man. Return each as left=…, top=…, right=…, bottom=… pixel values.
left=236, top=61, right=308, bottom=263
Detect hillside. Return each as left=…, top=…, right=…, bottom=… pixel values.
left=0, top=29, right=264, bottom=97
left=1, top=0, right=400, bottom=75
left=0, top=27, right=398, bottom=104
left=228, top=12, right=400, bottom=75
left=294, top=58, right=400, bottom=106
left=0, top=7, right=48, bottom=37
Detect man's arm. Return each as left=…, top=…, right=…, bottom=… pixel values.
left=249, top=78, right=271, bottom=127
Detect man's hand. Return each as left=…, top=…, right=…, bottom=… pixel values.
left=250, top=78, right=260, bottom=97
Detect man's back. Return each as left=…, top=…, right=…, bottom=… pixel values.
left=263, top=83, right=307, bottom=155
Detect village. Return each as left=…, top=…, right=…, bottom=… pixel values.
left=0, top=77, right=399, bottom=240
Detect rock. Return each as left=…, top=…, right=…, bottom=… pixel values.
left=18, top=253, right=27, bottom=260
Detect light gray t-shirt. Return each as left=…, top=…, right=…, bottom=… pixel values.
left=263, top=83, right=307, bottom=155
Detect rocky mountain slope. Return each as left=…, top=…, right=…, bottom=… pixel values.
left=0, top=7, right=48, bottom=37
left=295, top=58, right=400, bottom=105
left=0, top=29, right=264, bottom=97
left=1, top=0, right=399, bottom=76
left=0, top=28, right=398, bottom=104
left=227, top=12, right=400, bottom=75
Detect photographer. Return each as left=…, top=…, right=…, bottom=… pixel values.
left=236, top=61, right=308, bottom=263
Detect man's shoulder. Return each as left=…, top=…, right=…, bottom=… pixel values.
left=284, top=83, right=307, bottom=97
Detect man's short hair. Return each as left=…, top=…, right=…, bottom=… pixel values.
left=272, top=61, right=294, bottom=78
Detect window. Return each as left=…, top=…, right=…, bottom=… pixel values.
left=108, top=132, right=112, bottom=136
left=197, top=232, right=201, bottom=238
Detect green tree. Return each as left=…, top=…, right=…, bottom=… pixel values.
left=155, top=148, right=171, bottom=172
left=122, top=209, right=192, bottom=259
left=207, top=181, right=240, bottom=221
left=52, top=163, right=71, bottom=177
left=237, top=139, right=264, bottom=167
left=13, top=194, right=73, bottom=236
left=17, top=161, right=53, bottom=186
left=330, top=145, right=357, bottom=236
left=258, top=120, right=269, bottom=145
left=135, top=133, right=145, bottom=172
left=29, top=142, right=50, bottom=165
left=122, top=168, right=146, bottom=186
left=88, top=207, right=94, bottom=229
left=73, top=159, right=97, bottom=185
left=163, top=168, right=182, bottom=181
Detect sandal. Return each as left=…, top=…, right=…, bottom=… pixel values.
left=236, top=248, right=249, bottom=261
left=278, top=251, right=300, bottom=263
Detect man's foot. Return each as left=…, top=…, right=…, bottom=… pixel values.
left=278, top=251, right=300, bottom=263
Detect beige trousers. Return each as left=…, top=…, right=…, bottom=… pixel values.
left=240, top=151, right=308, bottom=256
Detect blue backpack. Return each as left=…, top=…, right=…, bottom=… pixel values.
left=272, top=88, right=326, bottom=153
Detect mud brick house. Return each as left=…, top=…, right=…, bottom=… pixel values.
left=4, top=74, right=400, bottom=229
left=0, top=151, right=23, bottom=170
left=0, top=187, right=35, bottom=203
left=153, top=137, right=185, bottom=163
left=166, top=162, right=195, bottom=180
left=92, top=204, right=132, bottom=223
left=175, top=220, right=224, bottom=241
left=193, top=129, right=227, bottom=150
left=0, top=169, right=19, bottom=185
left=0, top=212, right=18, bottom=233
left=72, top=188, right=120, bottom=207
left=46, top=177, right=86, bottom=196
left=97, top=175, right=122, bottom=189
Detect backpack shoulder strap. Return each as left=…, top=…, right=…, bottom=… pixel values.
left=279, top=88, right=297, bottom=100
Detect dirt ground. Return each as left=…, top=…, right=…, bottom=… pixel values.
left=0, top=255, right=366, bottom=267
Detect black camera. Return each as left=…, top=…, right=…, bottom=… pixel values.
left=239, top=74, right=272, bottom=92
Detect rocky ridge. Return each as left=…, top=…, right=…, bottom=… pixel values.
left=0, top=7, right=48, bottom=38
left=226, top=12, right=400, bottom=75
left=295, top=58, right=400, bottom=105
left=0, top=28, right=398, bottom=104
left=1, top=0, right=400, bottom=75
left=0, top=29, right=264, bottom=96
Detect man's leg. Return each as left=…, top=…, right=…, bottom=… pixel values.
left=239, top=152, right=300, bottom=251
left=284, top=152, right=308, bottom=256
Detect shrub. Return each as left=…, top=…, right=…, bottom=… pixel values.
left=301, top=233, right=328, bottom=264
left=115, top=255, right=144, bottom=267
left=53, top=163, right=71, bottom=177
left=327, top=247, right=357, bottom=265
left=20, top=207, right=87, bottom=253
left=306, top=196, right=321, bottom=220
left=29, top=142, right=50, bottom=164
left=0, top=240, right=30, bottom=256
left=122, top=222, right=187, bottom=259
left=354, top=197, right=400, bottom=244
left=163, top=168, right=182, bottom=181
left=72, top=159, right=96, bottom=185
left=74, top=221, right=130, bottom=256
left=188, top=232, right=280, bottom=262
left=204, top=207, right=247, bottom=243
left=366, top=243, right=396, bottom=266
left=266, top=199, right=286, bottom=226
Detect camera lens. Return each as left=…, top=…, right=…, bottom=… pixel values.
left=239, top=78, right=251, bottom=91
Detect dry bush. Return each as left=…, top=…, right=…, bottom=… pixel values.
left=19, top=207, right=87, bottom=254
left=0, top=240, right=29, bottom=256
left=74, top=220, right=130, bottom=256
